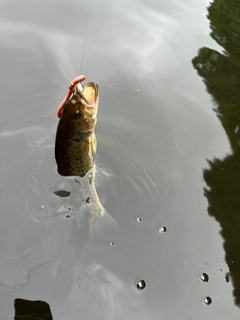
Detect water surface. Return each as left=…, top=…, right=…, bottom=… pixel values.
left=0, top=0, right=239, bottom=319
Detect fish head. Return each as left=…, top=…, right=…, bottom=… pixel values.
left=58, top=82, right=99, bottom=142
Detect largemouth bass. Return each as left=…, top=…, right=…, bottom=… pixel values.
left=55, top=76, right=117, bottom=234
left=55, top=81, right=98, bottom=177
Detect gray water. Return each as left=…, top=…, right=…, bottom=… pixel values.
left=0, top=0, right=239, bottom=319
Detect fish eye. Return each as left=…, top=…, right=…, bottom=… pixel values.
left=74, top=110, right=82, bottom=119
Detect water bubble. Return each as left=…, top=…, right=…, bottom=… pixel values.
left=200, top=273, right=209, bottom=282
left=41, top=205, right=45, bottom=209
left=158, top=226, right=167, bottom=233
left=136, top=217, right=142, bottom=223
left=136, top=280, right=146, bottom=291
left=204, top=296, right=212, bottom=305
left=110, top=242, right=114, bottom=246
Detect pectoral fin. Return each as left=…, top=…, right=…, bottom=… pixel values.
left=92, top=132, right=97, bottom=154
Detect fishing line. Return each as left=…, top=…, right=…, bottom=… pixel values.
left=79, top=0, right=91, bottom=73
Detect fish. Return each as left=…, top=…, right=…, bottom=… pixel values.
left=55, top=77, right=118, bottom=237
left=55, top=81, right=98, bottom=177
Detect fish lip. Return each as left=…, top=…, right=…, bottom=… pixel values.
left=84, top=111, right=95, bottom=119
left=76, top=84, right=90, bottom=105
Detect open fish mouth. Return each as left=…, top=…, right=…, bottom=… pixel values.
left=75, top=82, right=99, bottom=120
left=76, top=82, right=98, bottom=107
left=76, top=82, right=89, bottom=105
left=56, top=76, right=98, bottom=119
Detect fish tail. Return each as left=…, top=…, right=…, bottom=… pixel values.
left=89, top=209, right=119, bottom=242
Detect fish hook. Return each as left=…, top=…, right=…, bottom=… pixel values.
left=56, top=75, right=86, bottom=118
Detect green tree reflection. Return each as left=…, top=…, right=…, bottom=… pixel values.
left=192, top=0, right=240, bottom=307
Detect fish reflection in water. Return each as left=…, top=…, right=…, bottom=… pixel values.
left=55, top=75, right=118, bottom=237
left=192, top=0, right=240, bottom=307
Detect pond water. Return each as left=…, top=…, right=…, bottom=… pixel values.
left=1, top=0, right=240, bottom=319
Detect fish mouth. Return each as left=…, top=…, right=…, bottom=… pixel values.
left=76, top=84, right=89, bottom=105
left=74, top=82, right=99, bottom=120
left=76, top=82, right=99, bottom=107
left=85, top=111, right=97, bottom=120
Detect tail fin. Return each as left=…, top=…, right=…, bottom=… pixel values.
left=89, top=208, right=120, bottom=242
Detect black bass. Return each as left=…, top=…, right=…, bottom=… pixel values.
left=55, top=81, right=98, bottom=177
left=55, top=76, right=118, bottom=233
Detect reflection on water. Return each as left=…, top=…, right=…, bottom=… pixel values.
left=3, top=0, right=240, bottom=318
left=14, top=298, right=53, bottom=320
left=0, top=126, right=146, bottom=319
left=0, top=125, right=119, bottom=289
left=192, top=0, right=240, bottom=307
